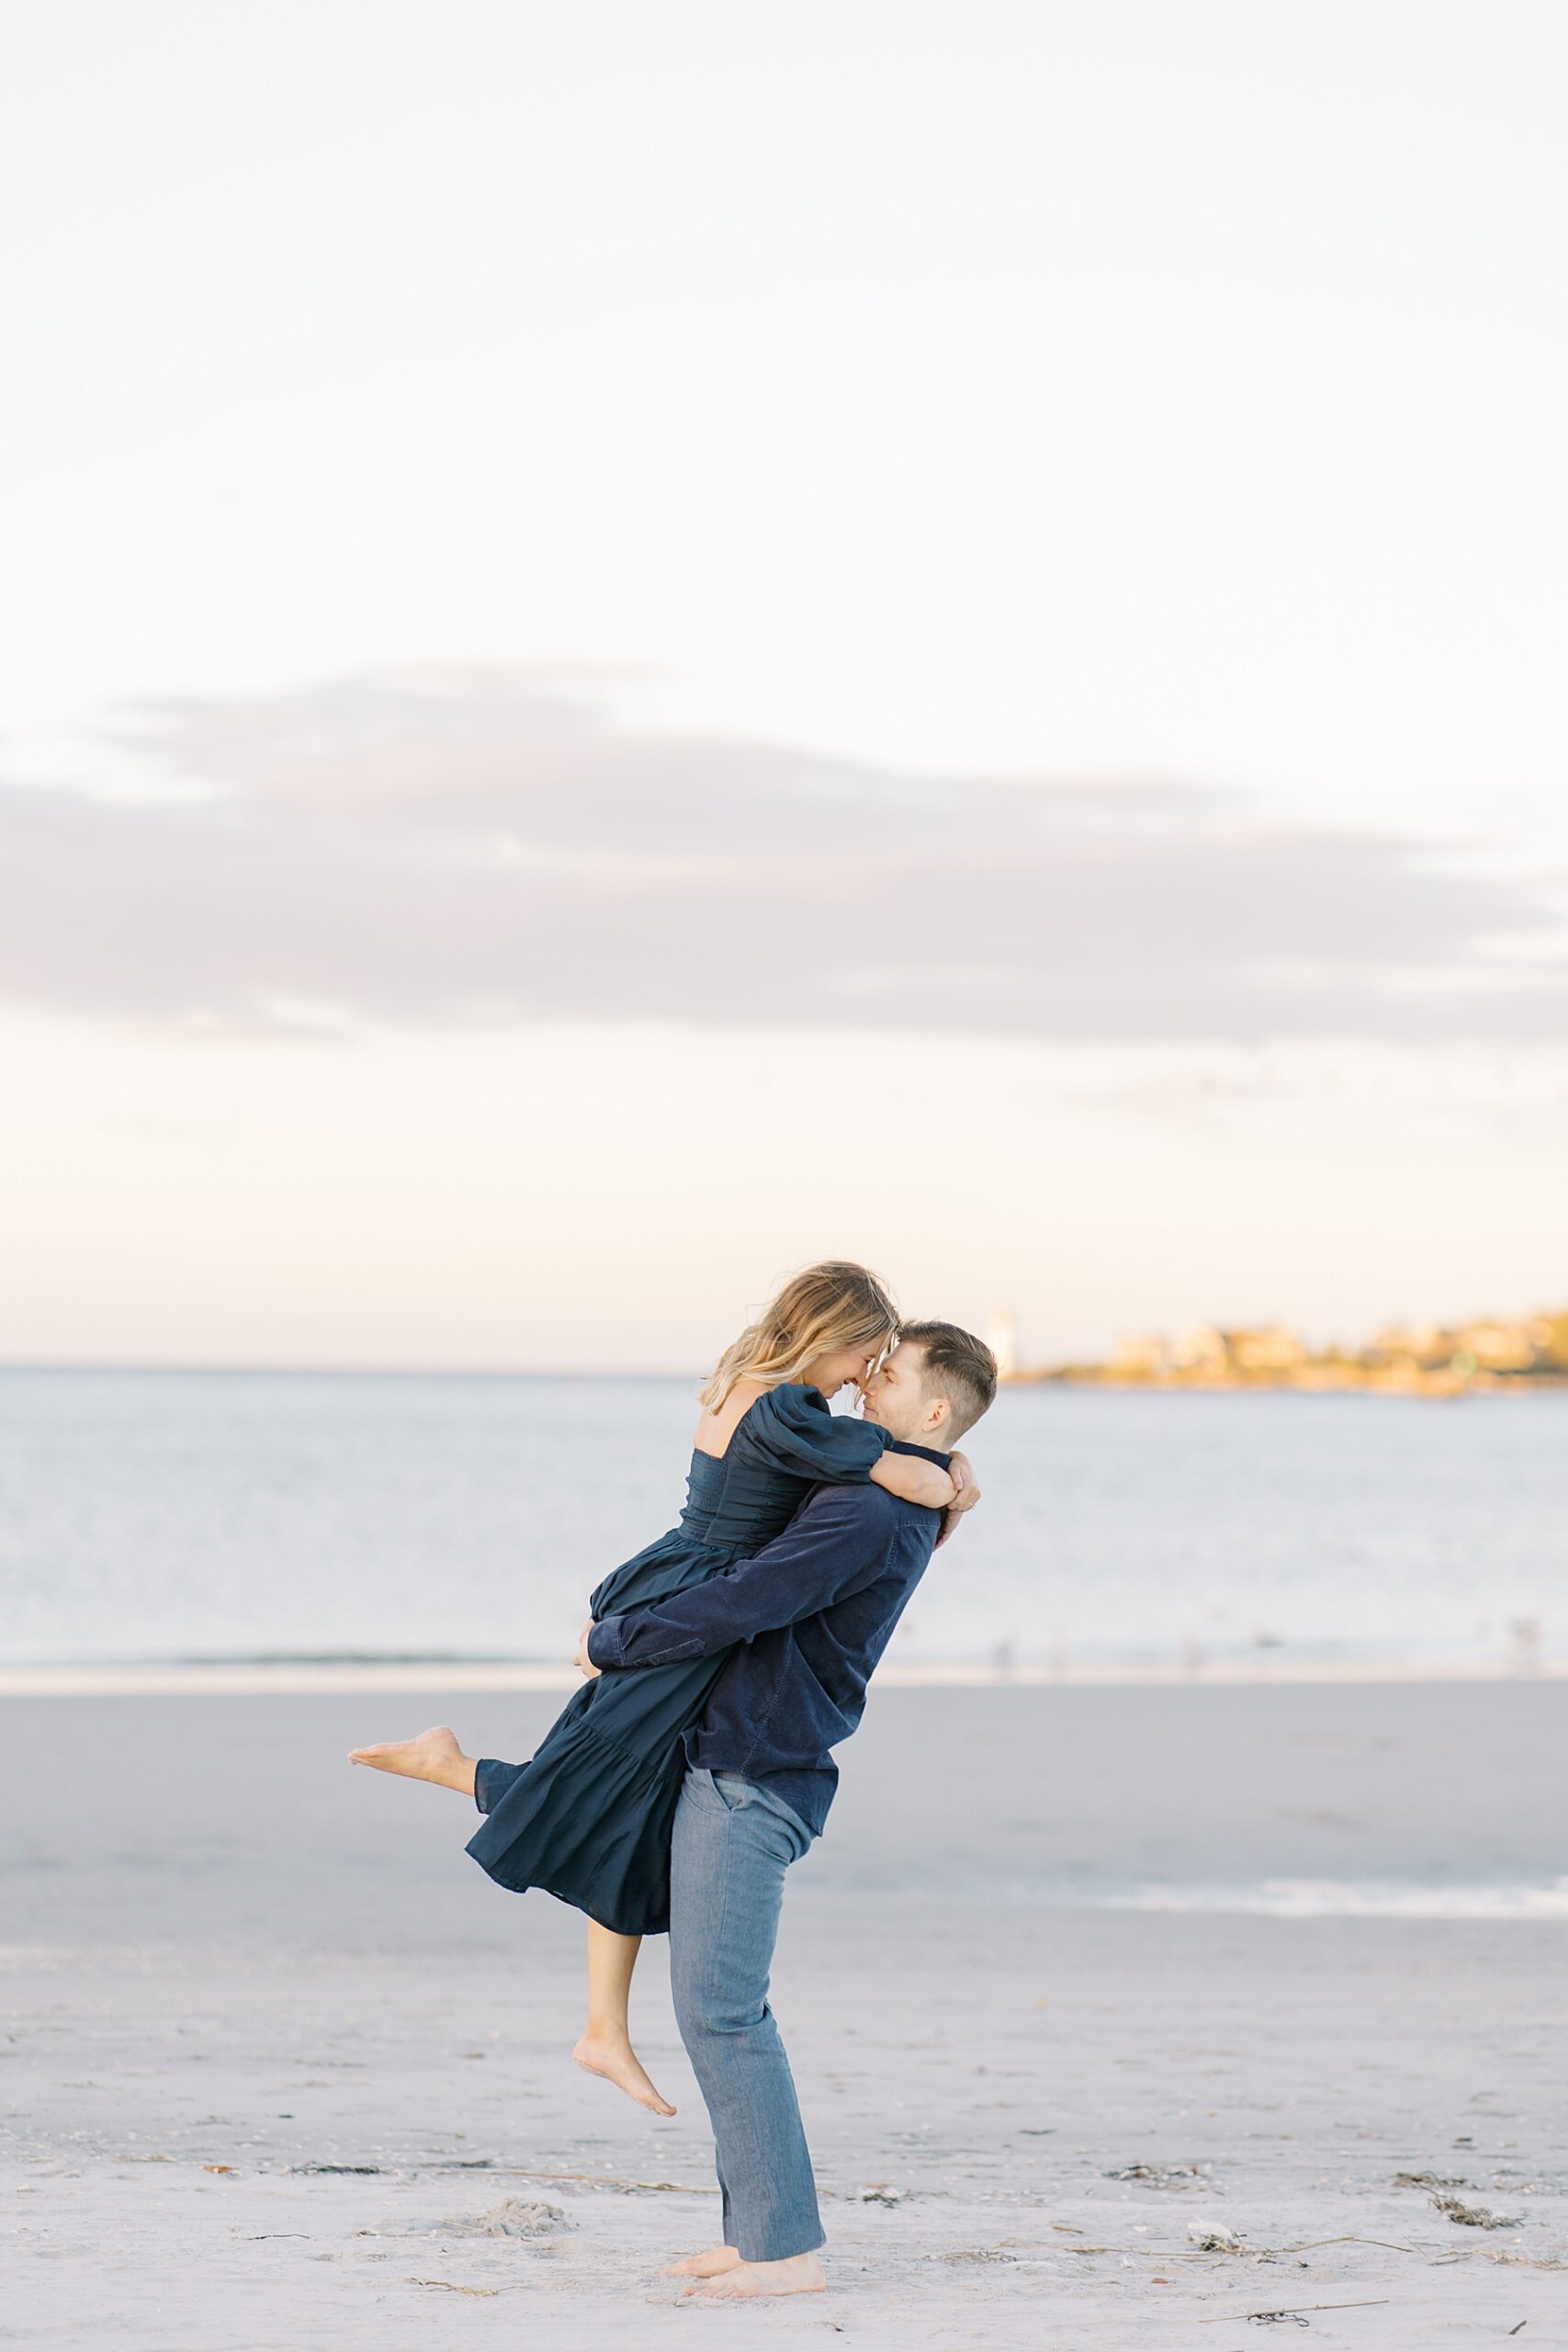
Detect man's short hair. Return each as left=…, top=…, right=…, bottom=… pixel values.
left=899, top=1321, right=998, bottom=1439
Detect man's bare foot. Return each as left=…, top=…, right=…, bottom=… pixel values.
left=660, top=2244, right=741, bottom=2278
left=346, top=1724, right=475, bottom=1795
left=682, top=2249, right=827, bottom=2301
left=572, top=2031, right=676, bottom=2117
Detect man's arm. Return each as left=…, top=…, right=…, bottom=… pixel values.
left=585, top=1484, right=900, bottom=1673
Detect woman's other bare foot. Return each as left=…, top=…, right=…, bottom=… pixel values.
left=660, top=2245, right=741, bottom=2278
left=682, top=2249, right=827, bottom=2300
left=346, top=1724, right=476, bottom=1795
left=572, top=2030, right=676, bottom=2117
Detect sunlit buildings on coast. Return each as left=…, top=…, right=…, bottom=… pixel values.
left=1011, top=1309, right=1568, bottom=1393
left=1131, top=1325, right=1311, bottom=1377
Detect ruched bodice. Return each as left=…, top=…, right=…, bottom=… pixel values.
left=675, top=1445, right=785, bottom=1551
left=674, top=1421, right=860, bottom=1551
left=467, top=1384, right=894, bottom=1935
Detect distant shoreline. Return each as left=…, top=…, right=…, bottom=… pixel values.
left=5, top=1657, right=1564, bottom=1696
left=1009, top=1370, right=1568, bottom=1396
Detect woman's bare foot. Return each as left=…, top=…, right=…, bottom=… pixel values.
left=346, top=1724, right=476, bottom=1795
left=682, top=2249, right=827, bottom=2301
left=660, top=2244, right=741, bottom=2278
left=572, top=2030, right=676, bottom=2117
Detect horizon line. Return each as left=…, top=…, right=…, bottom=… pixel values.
left=6, top=1657, right=1566, bottom=1698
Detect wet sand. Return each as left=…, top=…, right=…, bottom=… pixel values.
left=5, top=1681, right=1567, bottom=2347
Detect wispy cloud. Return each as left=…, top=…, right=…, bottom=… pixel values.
left=4, top=667, right=1563, bottom=1044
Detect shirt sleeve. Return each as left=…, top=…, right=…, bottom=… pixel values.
left=586, top=1484, right=899, bottom=1672
left=735, top=1383, right=893, bottom=1482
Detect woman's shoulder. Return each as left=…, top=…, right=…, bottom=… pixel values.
left=692, top=1374, right=772, bottom=1460
left=708, top=1377, right=822, bottom=1431
left=745, top=1380, right=828, bottom=1428
left=735, top=1381, right=891, bottom=1476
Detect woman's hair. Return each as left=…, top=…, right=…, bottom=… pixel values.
left=700, top=1261, right=901, bottom=1409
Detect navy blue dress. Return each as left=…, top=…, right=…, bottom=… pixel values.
left=464, top=1384, right=893, bottom=1936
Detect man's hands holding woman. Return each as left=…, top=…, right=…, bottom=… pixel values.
left=574, top=1620, right=602, bottom=1679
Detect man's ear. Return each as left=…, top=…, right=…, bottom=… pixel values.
left=925, top=1393, right=953, bottom=1438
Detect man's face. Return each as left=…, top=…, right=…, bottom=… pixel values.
left=862, top=1341, right=944, bottom=1443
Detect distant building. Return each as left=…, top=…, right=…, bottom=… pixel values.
left=1110, top=1332, right=1172, bottom=1377
left=987, top=1309, right=1018, bottom=1381
left=1456, top=1319, right=1538, bottom=1372
left=1369, top=1322, right=1446, bottom=1366
left=1227, top=1325, right=1308, bottom=1374
left=1531, top=1313, right=1568, bottom=1368
left=1171, top=1323, right=1228, bottom=1374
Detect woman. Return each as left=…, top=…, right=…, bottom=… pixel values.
left=348, top=1261, right=975, bottom=2116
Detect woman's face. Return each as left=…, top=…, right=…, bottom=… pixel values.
left=799, top=1339, right=889, bottom=1400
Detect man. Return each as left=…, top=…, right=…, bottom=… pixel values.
left=572, top=1319, right=998, bottom=2304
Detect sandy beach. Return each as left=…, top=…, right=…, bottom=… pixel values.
left=6, top=1678, right=1567, bottom=2348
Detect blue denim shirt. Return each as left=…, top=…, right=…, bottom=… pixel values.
left=585, top=1442, right=951, bottom=1837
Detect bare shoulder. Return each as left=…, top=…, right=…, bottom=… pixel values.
left=693, top=1375, right=771, bottom=1459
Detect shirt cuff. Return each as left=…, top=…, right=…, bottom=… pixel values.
left=586, top=1617, right=625, bottom=1669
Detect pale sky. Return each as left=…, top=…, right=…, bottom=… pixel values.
left=2, top=1, right=1564, bottom=1368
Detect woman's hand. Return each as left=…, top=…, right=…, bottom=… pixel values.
left=934, top=1451, right=981, bottom=1548
left=574, top=1620, right=602, bottom=1679
left=947, top=1451, right=980, bottom=1513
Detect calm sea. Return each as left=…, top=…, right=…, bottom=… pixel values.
left=2, top=1370, right=1563, bottom=1672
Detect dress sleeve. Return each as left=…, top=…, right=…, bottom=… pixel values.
left=738, top=1383, right=893, bottom=1483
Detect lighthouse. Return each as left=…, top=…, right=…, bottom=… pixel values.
left=987, top=1308, right=1018, bottom=1381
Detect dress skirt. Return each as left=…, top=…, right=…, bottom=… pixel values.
left=463, top=1530, right=746, bottom=1937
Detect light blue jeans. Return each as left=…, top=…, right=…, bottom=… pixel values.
left=668, top=1764, right=823, bottom=2262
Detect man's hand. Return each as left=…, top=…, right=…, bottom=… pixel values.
left=574, top=1619, right=602, bottom=1679
left=935, top=1451, right=981, bottom=1548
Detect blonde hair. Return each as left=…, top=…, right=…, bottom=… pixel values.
left=700, top=1261, right=901, bottom=1410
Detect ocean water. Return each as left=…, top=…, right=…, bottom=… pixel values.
left=1, top=1370, right=1564, bottom=1671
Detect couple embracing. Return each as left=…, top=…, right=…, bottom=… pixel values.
left=350, top=1261, right=997, bottom=2303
